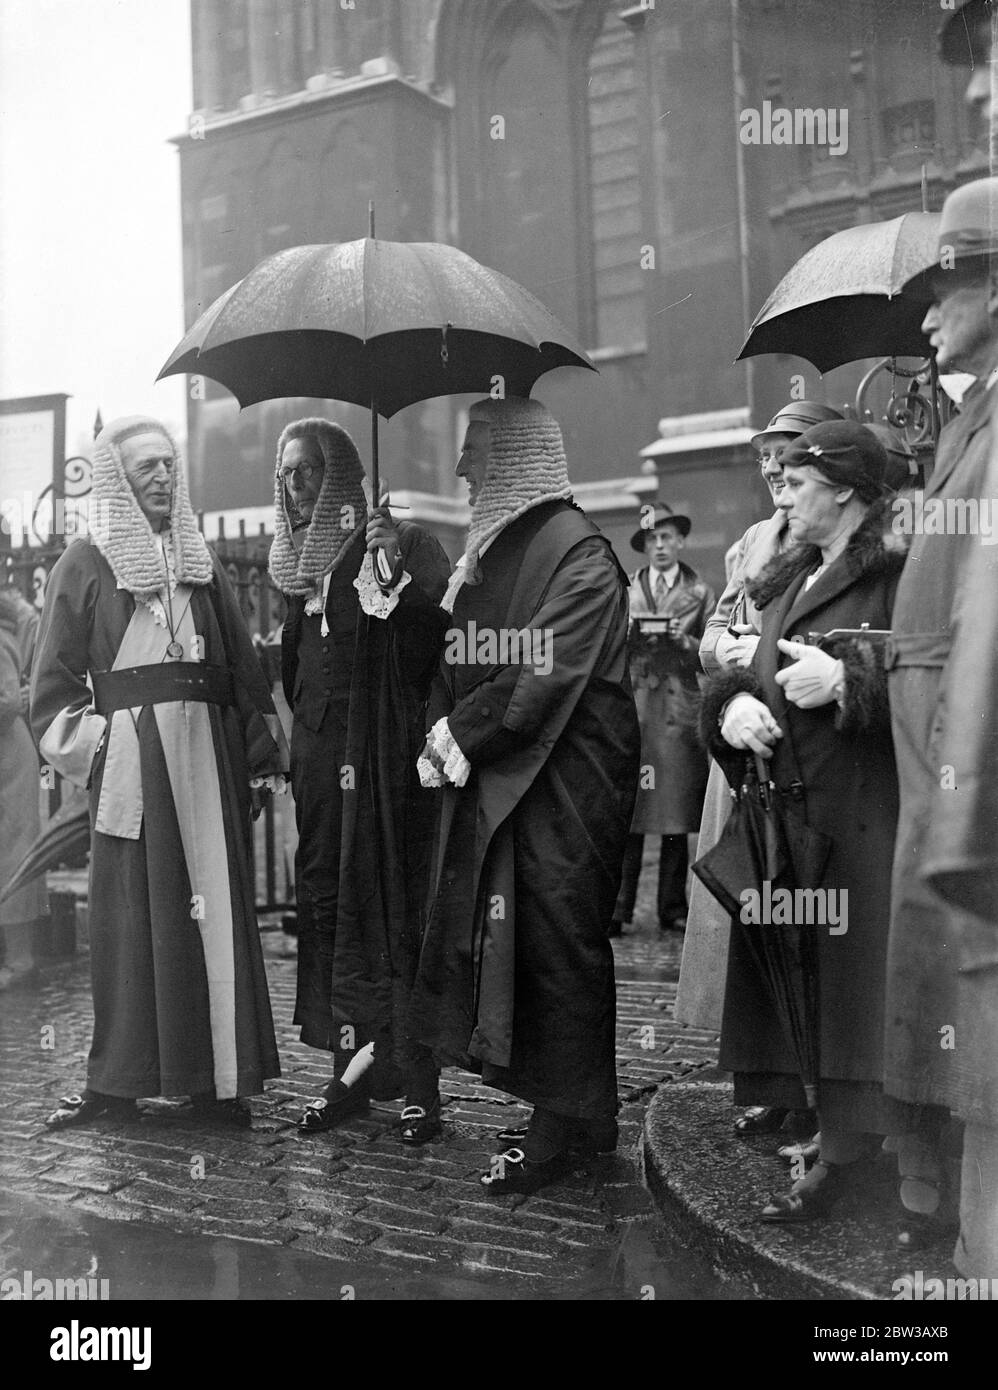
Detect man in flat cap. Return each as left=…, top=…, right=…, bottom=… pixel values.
left=409, top=396, right=640, bottom=1193
left=886, top=176, right=998, bottom=1277
left=613, top=504, right=715, bottom=936
left=31, top=417, right=288, bottom=1129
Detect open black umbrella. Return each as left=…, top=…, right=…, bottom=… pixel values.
left=692, top=755, right=831, bottom=1108
left=157, top=212, right=596, bottom=508
left=737, top=213, right=940, bottom=374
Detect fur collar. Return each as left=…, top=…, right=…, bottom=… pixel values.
left=747, top=495, right=907, bottom=609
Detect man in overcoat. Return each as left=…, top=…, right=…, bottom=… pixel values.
left=409, top=395, right=640, bottom=1193
left=613, top=505, right=714, bottom=934
left=886, top=176, right=998, bottom=1276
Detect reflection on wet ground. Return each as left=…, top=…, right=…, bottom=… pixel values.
left=1, top=1190, right=747, bottom=1301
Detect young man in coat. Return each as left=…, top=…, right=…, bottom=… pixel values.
left=613, top=505, right=715, bottom=935
left=409, top=395, right=640, bottom=1193
left=886, top=176, right=998, bottom=1277
left=270, top=418, right=451, bottom=1139
left=32, top=416, right=288, bottom=1129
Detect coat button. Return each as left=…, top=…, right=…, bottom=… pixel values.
left=479, top=705, right=491, bottom=717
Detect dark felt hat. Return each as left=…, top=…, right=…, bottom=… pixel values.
left=630, top=503, right=691, bottom=552
left=780, top=420, right=889, bottom=502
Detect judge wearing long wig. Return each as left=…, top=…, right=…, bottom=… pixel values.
left=270, top=417, right=452, bottom=1142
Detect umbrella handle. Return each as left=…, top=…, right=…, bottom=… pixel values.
left=369, top=392, right=394, bottom=582
left=753, top=753, right=774, bottom=810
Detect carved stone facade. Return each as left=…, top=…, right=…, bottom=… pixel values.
left=175, top=0, right=988, bottom=589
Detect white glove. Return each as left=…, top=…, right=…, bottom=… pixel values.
left=719, top=693, right=783, bottom=758
left=774, top=639, right=845, bottom=709
left=715, top=623, right=760, bottom=669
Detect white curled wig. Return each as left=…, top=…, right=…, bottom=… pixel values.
left=267, top=417, right=368, bottom=597
left=441, top=396, right=573, bottom=611
left=88, top=415, right=213, bottom=600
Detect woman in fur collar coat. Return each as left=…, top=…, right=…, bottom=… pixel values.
left=700, top=422, right=933, bottom=1223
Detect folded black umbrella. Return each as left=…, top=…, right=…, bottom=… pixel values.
left=692, top=755, right=831, bottom=1109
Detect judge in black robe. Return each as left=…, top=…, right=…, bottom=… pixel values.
left=409, top=396, right=640, bottom=1192
left=270, top=419, right=451, bottom=1129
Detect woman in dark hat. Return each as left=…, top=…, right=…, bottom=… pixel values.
left=699, top=421, right=936, bottom=1223
left=679, top=400, right=841, bottom=1144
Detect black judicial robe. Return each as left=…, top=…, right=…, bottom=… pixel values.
left=408, top=501, right=640, bottom=1121
left=281, top=522, right=450, bottom=1098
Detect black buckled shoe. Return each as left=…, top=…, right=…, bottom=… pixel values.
left=44, top=1091, right=138, bottom=1130
left=297, top=1084, right=370, bottom=1133
left=398, top=1096, right=442, bottom=1145
left=480, top=1146, right=572, bottom=1196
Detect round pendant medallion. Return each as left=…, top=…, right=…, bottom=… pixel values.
left=167, top=640, right=184, bottom=660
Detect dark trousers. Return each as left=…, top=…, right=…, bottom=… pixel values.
left=615, top=833, right=689, bottom=926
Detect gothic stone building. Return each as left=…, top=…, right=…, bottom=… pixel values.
left=175, top=0, right=989, bottom=583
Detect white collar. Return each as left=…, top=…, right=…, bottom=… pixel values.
left=651, top=562, right=680, bottom=588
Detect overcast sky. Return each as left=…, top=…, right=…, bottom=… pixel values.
left=0, top=0, right=190, bottom=453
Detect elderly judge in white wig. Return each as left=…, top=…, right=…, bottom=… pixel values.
left=32, top=416, right=288, bottom=1130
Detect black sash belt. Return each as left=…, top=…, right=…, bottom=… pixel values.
left=92, top=663, right=235, bottom=714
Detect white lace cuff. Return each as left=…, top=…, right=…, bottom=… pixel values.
left=417, top=755, right=446, bottom=789
left=250, top=774, right=289, bottom=795
left=353, top=550, right=411, bottom=619
left=427, top=716, right=470, bottom=788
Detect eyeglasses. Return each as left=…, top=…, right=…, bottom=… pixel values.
left=279, top=461, right=322, bottom=483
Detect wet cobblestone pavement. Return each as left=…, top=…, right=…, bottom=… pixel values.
left=1, top=847, right=749, bottom=1299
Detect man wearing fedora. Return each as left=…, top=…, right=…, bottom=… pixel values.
left=613, top=505, right=715, bottom=936
left=885, top=175, right=998, bottom=1277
